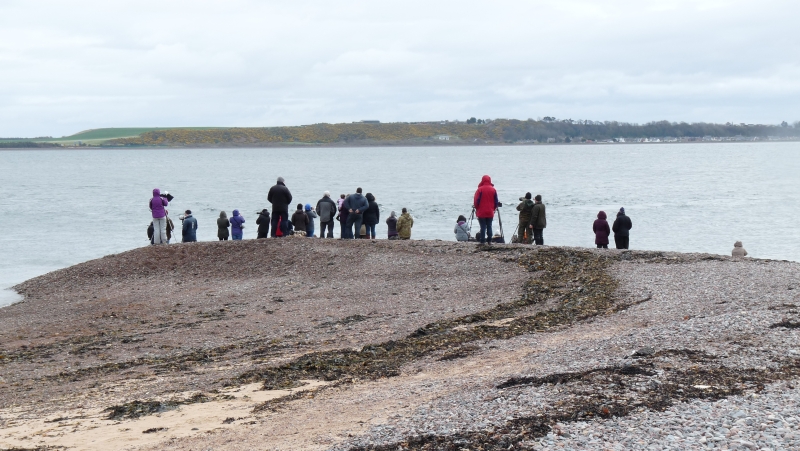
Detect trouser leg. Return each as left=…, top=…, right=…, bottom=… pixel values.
left=534, top=228, right=543, bottom=245
left=614, top=236, right=622, bottom=249
left=485, top=218, right=493, bottom=243
left=345, top=215, right=356, bottom=239
left=477, top=218, right=487, bottom=243
left=622, top=236, right=629, bottom=249
left=153, top=217, right=167, bottom=244
left=353, top=214, right=364, bottom=238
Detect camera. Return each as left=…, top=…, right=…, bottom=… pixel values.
left=497, top=202, right=503, bottom=208
left=160, top=191, right=174, bottom=201
left=178, top=214, right=185, bottom=221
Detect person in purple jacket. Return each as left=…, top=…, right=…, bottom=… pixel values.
left=149, top=188, right=169, bottom=244
left=593, top=211, right=611, bottom=249
left=230, top=209, right=245, bottom=240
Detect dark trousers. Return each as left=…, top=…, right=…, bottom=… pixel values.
left=478, top=217, right=493, bottom=243
left=518, top=222, right=532, bottom=244
left=596, top=244, right=608, bottom=249
left=320, top=220, right=334, bottom=238
left=345, top=213, right=363, bottom=240
left=533, top=228, right=544, bottom=245
left=614, top=236, right=629, bottom=249
left=271, top=209, right=288, bottom=237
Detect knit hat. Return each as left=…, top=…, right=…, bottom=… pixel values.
left=305, top=203, right=312, bottom=211
left=390, top=211, right=397, bottom=217
left=619, top=207, right=625, bottom=214
left=525, top=192, right=532, bottom=199
left=277, top=176, right=285, bottom=183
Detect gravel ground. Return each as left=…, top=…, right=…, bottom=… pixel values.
left=1, top=244, right=798, bottom=451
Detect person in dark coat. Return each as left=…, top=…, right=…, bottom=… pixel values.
left=516, top=193, right=535, bottom=244
left=528, top=195, right=546, bottom=245
left=315, top=191, right=337, bottom=238
left=362, top=193, right=380, bottom=239
left=593, top=211, right=611, bottom=249
left=338, top=199, right=350, bottom=239
left=612, top=207, right=632, bottom=249
left=386, top=211, right=398, bottom=239
left=343, top=188, right=369, bottom=239
left=217, top=211, right=230, bottom=241
left=147, top=221, right=154, bottom=244
left=267, top=177, right=292, bottom=238
left=256, top=208, right=270, bottom=239
left=182, top=210, right=198, bottom=242
left=291, top=203, right=308, bottom=234
left=473, top=175, right=498, bottom=244
left=164, top=210, right=176, bottom=244
left=304, top=204, right=317, bottom=237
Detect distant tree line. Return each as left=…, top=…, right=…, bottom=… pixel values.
left=0, top=141, right=61, bottom=148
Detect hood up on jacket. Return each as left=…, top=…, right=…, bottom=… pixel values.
left=366, top=193, right=375, bottom=202
left=597, top=211, right=607, bottom=220
left=478, top=175, right=493, bottom=187
left=153, top=188, right=161, bottom=197
left=734, top=241, right=743, bottom=247
left=220, top=211, right=227, bottom=218
left=390, top=211, right=397, bottom=218
left=233, top=209, right=240, bottom=216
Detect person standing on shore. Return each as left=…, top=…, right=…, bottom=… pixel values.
left=217, top=211, right=230, bottom=241
left=593, top=211, right=611, bottom=249
left=305, top=204, right=318, bottom=237
left=256, top=208, right=270, bottom=239
left=454, top=215, right=470, bottom=241
left=315, top=191, right=337, bottom=238
left=612, top=207, right=632, bottom=249
left=291, top=204, right=309, bottom=235
left=516, top=193, right=535, bottom=244
left=732, top=241, right=748, bottom=257
left=363, top=193, right=380, bottom=239
left=182, top=210, right=198, bottom=242
left=344, top=188, right=369, bottom=239
left=473, top=175, right=498, bottom=244
left=386, top=211, right=398, bottom=239
left=164, top=210, right=176, bottom=244
left=338, top=197, right=350, bottom=239
left=149, top=188, right=169, bottom=245
left=230, top=210, right=245, bottom=240
left=528, top=195, right=546, bottom=245
left=396, top=208, right=414, bottom=240
left=268, top=177, right=292, bottom=238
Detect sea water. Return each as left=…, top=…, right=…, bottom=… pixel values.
left=1, top=142, right=798, bottom=307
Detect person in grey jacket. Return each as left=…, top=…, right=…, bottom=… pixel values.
left=343, top=187, right=369, bottom=239
left=315, top=191, right=337, bottom=238
left=454, top=215, right=470, bottom=241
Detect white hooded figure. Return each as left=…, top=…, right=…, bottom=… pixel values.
left=732, top=241, right=748, bottom=258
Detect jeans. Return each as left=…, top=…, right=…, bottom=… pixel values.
left=477, top=217, right=493, bottom=243
left=345, top=213, right=363, bottom=240
left=614, top=236, right=629, bottom=249
left=364, top=223, right=376, bottom=239
left=152, top=217, right=168, bottom=244
left=533, top=228, right=544, bottom=245
left=271, top=209, right=287, bottom=237
left=320, top=220, right=335, bottom=238
left=232, top=232, right=243, bottom=240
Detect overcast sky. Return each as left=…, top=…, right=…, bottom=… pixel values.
left=1, top=0, right=797, bottom=137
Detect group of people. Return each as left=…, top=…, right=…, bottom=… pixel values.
left=147, top=178, right=415, bottom=244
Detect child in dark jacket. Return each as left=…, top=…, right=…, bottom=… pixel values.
left=593, top=211, right=611, bottom=249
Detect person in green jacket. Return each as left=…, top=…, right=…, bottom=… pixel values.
left=516, top=192, right=535, bottom=244
left=396, top=208, right=414, bottom=240
left=528, top=194, right=546, bottom=245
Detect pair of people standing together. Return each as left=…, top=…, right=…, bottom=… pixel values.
left=592, top=208, right=632, bottom=249
left=474, top=176, right=547, bottom=245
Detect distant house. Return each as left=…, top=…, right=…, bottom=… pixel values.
left=546, top=138, right=556, bottom=143
left=358, top=120, right=380, bottom=124
left=437, top=135, right=450, bottom=141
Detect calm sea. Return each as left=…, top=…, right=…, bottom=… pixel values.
left=1, top=143, right=798, bottom=306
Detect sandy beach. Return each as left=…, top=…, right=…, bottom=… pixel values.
left=1, top=239, right=798, bottom=450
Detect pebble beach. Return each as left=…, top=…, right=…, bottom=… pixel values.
left=0, top=239, right=798, bottom=450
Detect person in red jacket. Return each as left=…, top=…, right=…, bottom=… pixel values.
left=473, top=175, right=499, bottom=244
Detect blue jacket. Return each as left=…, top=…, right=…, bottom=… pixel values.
left=344, top=193, right=369, bottom=215
left=230, top=209, right=245, bottom=233
left=182, top=215, right=198, bottom=242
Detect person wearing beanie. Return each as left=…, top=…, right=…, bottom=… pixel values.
left=396, top=207, right=414, bottom=240
left=516, top=192, right=535, bottom=244
left=732, top=241, right=748, bottom=257
left=182, top=209, right=198, bottom=243
left=268, top=177, right=292, bottom=237
left=593, top=211, right=611, bottom=249
left=386, top=210, right=398, bottom=239
left=315, top=191, right=337, bottom=238
left=304, top=203, right=318, bottom=237
left=291, top=203, right=309, bottom=234
left=362, top=193, right=380, bottom=239
left=528, top=194, right=546, bottom=245
left=230, top=209, right=245, bottom=240
left=217, top=211, right=230, bottom=241
left=454, top=214, right=470, bottom=242
left=256, top=208, right=270, bottom=239
left=612, top=207, right=632, bottom=249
